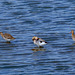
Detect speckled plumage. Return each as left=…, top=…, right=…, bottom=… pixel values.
left=70, top=30, right=75, bottom=41
left=32, top=36, right=47, bottom=47
left=0, top=32, right=15, bottom=42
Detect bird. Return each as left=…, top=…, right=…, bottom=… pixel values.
left=0, top=32, right=15, bottom=42
left=70, top=30, right=75, bottom=41
left=32, top=36, right=47, bottom=47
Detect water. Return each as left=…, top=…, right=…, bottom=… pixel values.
left=0, top=0, right=75, bottom=75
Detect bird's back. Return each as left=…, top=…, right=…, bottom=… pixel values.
left=4, top=33, right=15, bottom=39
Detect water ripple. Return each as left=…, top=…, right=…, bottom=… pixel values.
left=0, top=0, right=75, bottom=75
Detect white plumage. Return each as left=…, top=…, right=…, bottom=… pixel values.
left=32, top=36, right=47, bottom=47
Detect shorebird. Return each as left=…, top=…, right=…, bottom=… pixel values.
left=0, top=32, right=15, bottom=42
left=32, top=36, right=47, bottom=47
left=70, top=30, right=75, bottom=41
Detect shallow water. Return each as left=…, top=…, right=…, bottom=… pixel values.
left=0, top=0, right=75, bottom=75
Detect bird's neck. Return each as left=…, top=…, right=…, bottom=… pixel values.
left=1, top=33, right=4, bottom=37
left=72, top=32, right=74, bottom=37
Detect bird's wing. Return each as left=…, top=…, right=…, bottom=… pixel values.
left=4, top=33, right=14, bottom=39
left=39, top=38, right=45, bottom=42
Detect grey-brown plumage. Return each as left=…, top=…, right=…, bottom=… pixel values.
left=0, top=32, right=15, bottom=41
left=70, top=30, right=75, bottom=41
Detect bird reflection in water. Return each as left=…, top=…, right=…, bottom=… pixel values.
left=6, top=41, right=11, bottom=44
left=72, top=43, right=75, bottom=46
left=1, top=41, right=11, bottom=44
left=32, top=47, right=46, bottom=52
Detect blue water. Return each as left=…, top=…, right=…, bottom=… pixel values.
left=0, top=0, right=75, bottom=75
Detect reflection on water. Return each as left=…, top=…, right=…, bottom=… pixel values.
left=2, top=41, right=11, bottom=44
left=72, top=43, right=75, bottom=46
left=0, top=0, right=75, bottom=75
left=32, top=47, right=46, bottom=52
left=0, top=41, right=17, bottom=51
left=0, top=41, right=11, bottom=44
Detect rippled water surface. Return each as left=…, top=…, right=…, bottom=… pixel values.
left=0, top=0, right=75, bottom=75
